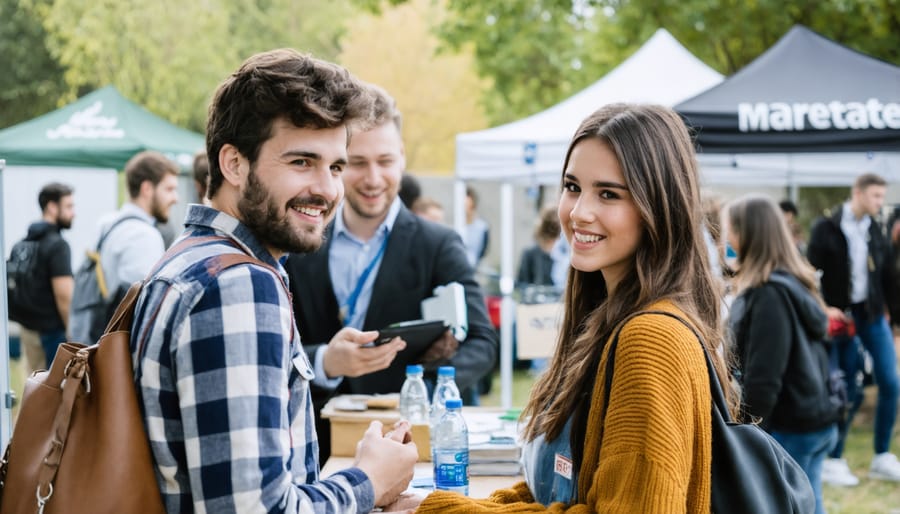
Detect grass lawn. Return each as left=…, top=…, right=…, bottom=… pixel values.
left=480, top=369, right=900, bottom=514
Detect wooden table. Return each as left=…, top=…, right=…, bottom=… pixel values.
left=321, top=457, right=522, bottom=499
left=321, top=400, right=524, bottom=499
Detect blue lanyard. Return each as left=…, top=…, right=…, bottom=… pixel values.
left=341, top=232, right=390, bottom=326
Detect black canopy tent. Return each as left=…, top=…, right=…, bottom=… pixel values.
left=677, top=25, right=900, bottom=154
left=674, top=25, right=900, bottom=191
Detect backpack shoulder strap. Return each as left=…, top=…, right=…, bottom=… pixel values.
left=601, top=310, right=732, bottom=429
left=96, top=215, right=148, bottom=252
left=105, top=252, right=272, bottom=334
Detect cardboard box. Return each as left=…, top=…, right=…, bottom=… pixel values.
left=515, top=302, right=563, bottom=359
left=321, top=397, right=432, bottom=461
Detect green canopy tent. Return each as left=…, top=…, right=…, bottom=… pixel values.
left=0, top=85, right=205, bottom=271
left=0, top=85, right=204, bottom=170
left=0, top=87, right=204, bottom=447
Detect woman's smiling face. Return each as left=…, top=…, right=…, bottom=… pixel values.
left=558, top=138, right=643, bottom=293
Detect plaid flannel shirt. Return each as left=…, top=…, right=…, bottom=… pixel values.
left=131, top=205, right=374, bottom=514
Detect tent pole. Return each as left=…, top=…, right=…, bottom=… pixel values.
left=0, top=159, right=11, bottom=449
left=499, top=183, right=514, bottom=410
left=453, top=180, right=466, bottom=238
left=788, top=154, right=799, bottom=203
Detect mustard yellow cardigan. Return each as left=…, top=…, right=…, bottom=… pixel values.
left=416, top=301, right=713, bottom=513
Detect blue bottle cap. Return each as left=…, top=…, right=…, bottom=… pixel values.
left=406, top=364, right=424, bottom=374
left=437, top=366, right=456, bottom=376
left=445, top=399, right=463, bottom=409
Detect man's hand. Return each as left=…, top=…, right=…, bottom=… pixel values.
left=379, top=491, right=425, bottom=513
left=322, top=327, right=406, bottom=378
left=419, top=330, right=458, bottom=365
left=826, top=306, right=848, bottom=322
left=353, top=420, right=418, bottom=507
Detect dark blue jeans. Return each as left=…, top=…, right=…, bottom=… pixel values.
left=829, top=309, right=899, bottom=456
left=773, top=424, right=838, bottom=514
left=38, top=329, right=67, bottom=367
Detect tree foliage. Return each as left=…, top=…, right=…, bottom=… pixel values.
left=14, top=0, right=353, bottom=132
left=338, top=0, right=488, bottom=174
left=357, top=0, right=900, bottom=125
left=0, top=0, right=68, bottom=128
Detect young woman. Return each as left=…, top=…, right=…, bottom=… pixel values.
left=415, top=103, right=734, bottom=513
left=723, top=194, right=839, bottom=514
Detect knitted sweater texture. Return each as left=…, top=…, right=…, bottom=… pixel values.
left=416, top=301, right=712, bottom=513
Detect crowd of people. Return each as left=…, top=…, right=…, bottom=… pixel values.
left=5, top=48, right=899, bottom=514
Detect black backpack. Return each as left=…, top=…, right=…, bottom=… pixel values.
left=602, top=311, right=815, bottom=514
left=6, top=237, right=45, bottom=325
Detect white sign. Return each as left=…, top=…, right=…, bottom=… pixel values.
left=738, top=99, right=900, bottom=132
left=515, top=302, right=562, bottom=359
left=46, top=101, right=125, bottom=140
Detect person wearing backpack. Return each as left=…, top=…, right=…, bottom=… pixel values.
left=130, top=50, right=418, bottom=513
left=724, top=195, right=840, bottom=514
left=6, top=182, right=75, bottom=370
left=416, top=104, right=737, bottom=513
left=68, top=150, right=179, bottom=344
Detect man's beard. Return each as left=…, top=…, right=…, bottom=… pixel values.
left=150, top=194, right=170, bottom=224
left=238, top=169, right=333, bottom=255
left=56, top=215, right=72, bottom=230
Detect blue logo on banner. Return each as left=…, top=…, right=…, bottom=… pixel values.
left=523, top=142, right=537, bottom=165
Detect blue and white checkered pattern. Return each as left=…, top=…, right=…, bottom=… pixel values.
left=131, top=204, right=374, bottom=514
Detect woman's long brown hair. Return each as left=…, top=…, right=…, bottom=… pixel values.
left=521, top=103, right=735, bottom=444
left=725, top=194, right=823, bottom=306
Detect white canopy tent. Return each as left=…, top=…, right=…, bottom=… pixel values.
left=452, top=29, right=726, bottom=408
left=456, top=29, right=725, bottom=183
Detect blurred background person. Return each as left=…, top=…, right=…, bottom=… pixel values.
left=724, top=194, right=840, bottom=514
left=69, top=151, right=179, bottom=344
left=192, top=150, right=210, bottom=205
left=807, top=173, right=900, bottom=484
left=7, top=182, right=75, bottom=370
left=515, top=204, right=562, bottom=376
left=516, top=205, right=560, bottom=290
left=398, top=172, right=422, bottom=209
left=411, top=196, right=445, bottom=224
left=779, top=199, right=807, bottom=255
left=462, top=185, right=490, bottom=268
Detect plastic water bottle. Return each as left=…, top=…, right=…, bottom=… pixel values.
left=399, top=364, right=430, bottom=424
left=432, top=398, right=469, bottom=495
left=430, top=366, right=461, bottom=428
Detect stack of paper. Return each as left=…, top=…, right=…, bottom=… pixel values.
left=465, top=411, right=522, bottom=476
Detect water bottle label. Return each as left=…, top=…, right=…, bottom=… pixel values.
left=434, top=450, right=469, bottom=492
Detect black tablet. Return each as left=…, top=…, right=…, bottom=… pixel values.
left=376, top=319, right=448, bottom=353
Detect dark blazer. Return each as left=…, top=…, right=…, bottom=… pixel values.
left=286, top=206, right=498, bottom=458
left=807, top=205, right=895, bottom=319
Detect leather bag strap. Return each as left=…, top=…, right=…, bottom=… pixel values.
left=35, top=349, right=90, bottom=507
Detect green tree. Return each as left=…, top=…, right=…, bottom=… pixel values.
left=339, top=0, right=488, bottom=174
left=435, top=1, right=634, bottom=125
left=359, top=0, right=900, bottom=125
left=0, top=0, right=68, bottom=128
left=601, top=0, right=900, bottom=74
left=36, top=0, right=354, bottom=132
left=40, top=0, right=235, bottom=132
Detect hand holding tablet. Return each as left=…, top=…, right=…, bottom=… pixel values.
left=376, top=319, right=449, bottom=356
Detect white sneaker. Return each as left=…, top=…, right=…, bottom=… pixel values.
left=822, top=458, right=860, bottom=487
left=869, top=452, right=900, bottom=481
